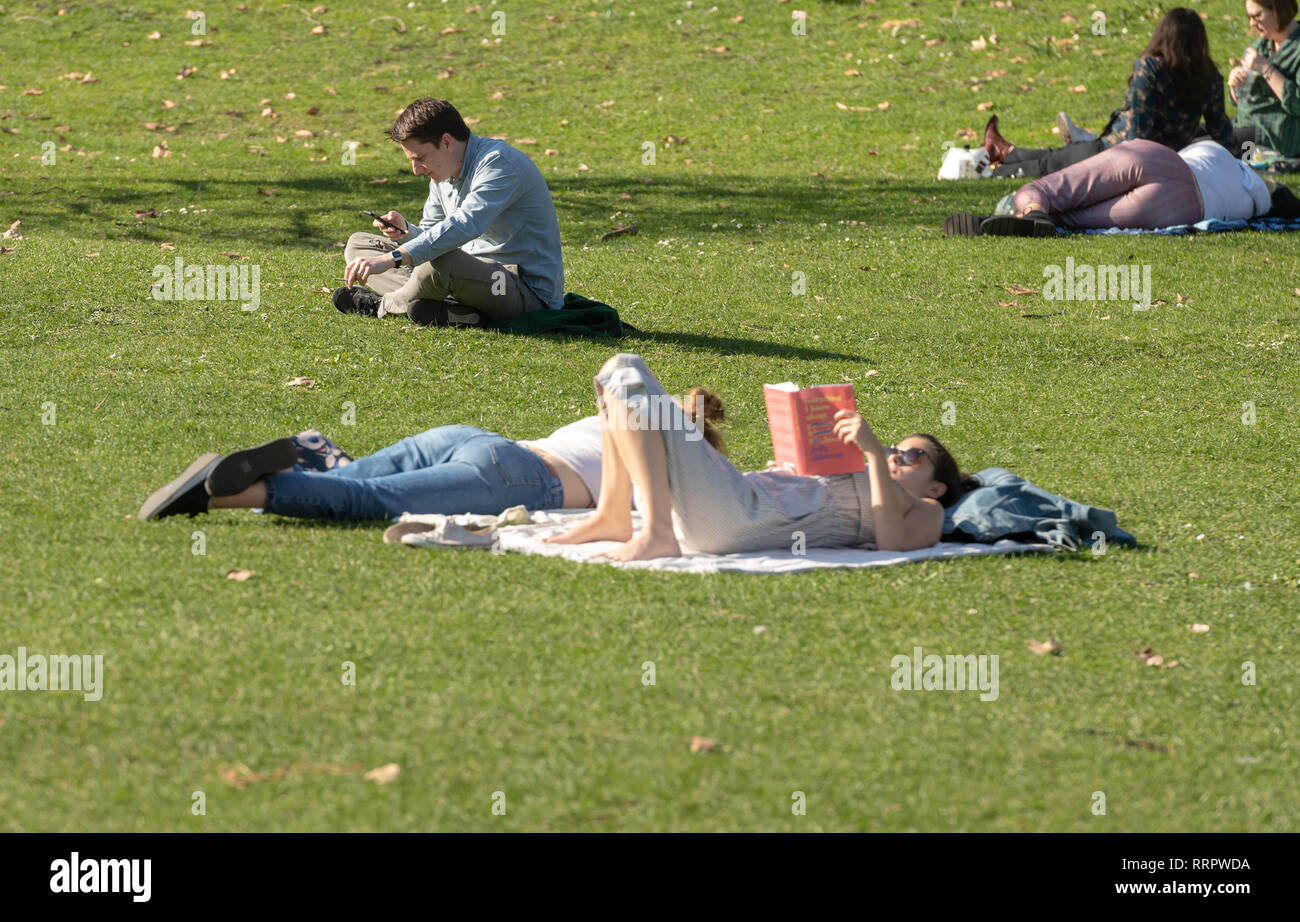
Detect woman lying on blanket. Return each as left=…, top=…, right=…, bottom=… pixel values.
left=544, top=354, right=973, bottom=562
left=137, top=396, right=725, bottom=522
left=981, top=8, right=1234, bottom=179
left=944, top=138, right=1300, bottom=235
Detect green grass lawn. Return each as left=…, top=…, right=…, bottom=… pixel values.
left=1, top=0, right=1297, bottom=831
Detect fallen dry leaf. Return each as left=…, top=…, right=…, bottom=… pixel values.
left=577, top=163, right=591, bottom=172
left=285, top=376, right=316, bottom=388
left=1189, top=623, right=1210, bottom=634
left=1027, top=637, right=1062, bottom=655
left=152, top=141, right=171, bottom=158
left=2, top=220, right=23, bottom=239
left=1005, top=284, right=1036, bottom=295
left=1133, top=645, right=1179, bottom=668
left=600, top=224, right=637, bottom=242
left=147, top=30, right=162, bottom=40
left=310, top=24, right=326, bottom=35
left=159, top=242, right=176, bottom=250
left=177, top=66, right=197, bottom=80
left=161, top=99, right=177, bottom=109
left=835, top=102, right=870, bottom=112
left=544, top=148, right=558, bottom=156
left=225, top=568, right=257, bottom=581
left=440, top=25, right=462, bottom=36
left=363, top=763, right=400, bottom=784
left=1068, top=84, right=1087, bottom=93
left=0, top=246, right=15, bottom=256
left=977, top=101, right=995, bottom=111
left=133, top=209, right=159, bottom=219
left=688, top=736, right=717, bottom=754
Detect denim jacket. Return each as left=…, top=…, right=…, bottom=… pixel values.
left=943, top=467, right=1137, bottom=550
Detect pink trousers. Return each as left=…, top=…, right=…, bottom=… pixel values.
left=1013, top=139, right=1203, bottom=229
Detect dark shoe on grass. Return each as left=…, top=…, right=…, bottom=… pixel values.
left=332, top=286, right=382, bottom=316
left=408, top=298, right=485, bottom=327
left=138, top=453, right=220, bottom=521
left=979, top=215, right=1056, bottom=238
left=943, top=213, right=985, bottom=237
left=205, top=438, right=298, bottom=497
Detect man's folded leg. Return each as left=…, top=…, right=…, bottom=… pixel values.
left=380, top=248, right=546, bottom=326
left=343, top=232, right=412, bottom=297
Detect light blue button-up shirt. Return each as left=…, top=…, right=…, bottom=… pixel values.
left=398, top=133, right=564, bottom=309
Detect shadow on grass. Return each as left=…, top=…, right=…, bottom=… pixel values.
left=494, top=325, right=862, bottom=361
left=12, top=171, right=1014, bottom=251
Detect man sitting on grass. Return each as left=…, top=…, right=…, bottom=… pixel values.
left=333, top=97, right=564, bottom=326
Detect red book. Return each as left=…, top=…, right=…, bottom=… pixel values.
left=763, top=382, right=866, bottom=476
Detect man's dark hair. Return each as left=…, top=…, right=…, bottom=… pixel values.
left=388, top=98, right=471, bottom=146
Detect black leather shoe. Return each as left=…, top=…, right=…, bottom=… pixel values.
left=205, top=439, right=299, bottom=497
left=138, top=454, right=219, bottom=520
left=943, top=213, right=985, bottom=237
left=979, top=215, right=1056, bottom=238
left=332, top=286, right=383, bottom=316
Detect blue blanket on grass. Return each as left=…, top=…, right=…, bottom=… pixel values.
left=1061, top=216, right=1300, bottom=236
left=943, top=467, right=1137, bottom=551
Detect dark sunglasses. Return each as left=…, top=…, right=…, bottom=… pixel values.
left=888, top=445, right=930, bottom=467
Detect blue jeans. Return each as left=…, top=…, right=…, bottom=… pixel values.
left=262, top=426, right=565, bottom=521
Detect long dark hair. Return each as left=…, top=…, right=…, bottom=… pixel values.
left=914, top=433, right=980, bottom=508
left=1137, top=8, right=1219, bottom=109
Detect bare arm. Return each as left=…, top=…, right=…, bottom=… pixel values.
left=832, top=410, right=944, bottom=551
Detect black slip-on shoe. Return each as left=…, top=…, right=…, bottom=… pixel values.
left=943, top=213, right=984, bottom=237
left=204, top=438, right=298, bottom=497
left=138, top=453, right=220, bottom=521
left=979, top=215, right=1057, bottom=238
left=332, top=286, right=383, bottom=316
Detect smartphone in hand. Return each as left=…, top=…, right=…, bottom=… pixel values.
left=362, top=210, right=405, bottom=233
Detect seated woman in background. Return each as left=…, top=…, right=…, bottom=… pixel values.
left=1229, top=0, right=1300, bottom=158
left=545, top=354, right=973, bottom=561
left=983, top=8, right=1233, bottom=179
left=944, top=138, right=1298, bottom=235
left=138, top=396, right=722, bottom=522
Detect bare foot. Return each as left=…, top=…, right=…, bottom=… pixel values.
left=544, top=513, right=634, bottom=545
left=597, top=530, right=681, bottom=562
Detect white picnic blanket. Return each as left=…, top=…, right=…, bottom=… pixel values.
left=388, top=508, right=1056, bottom=574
